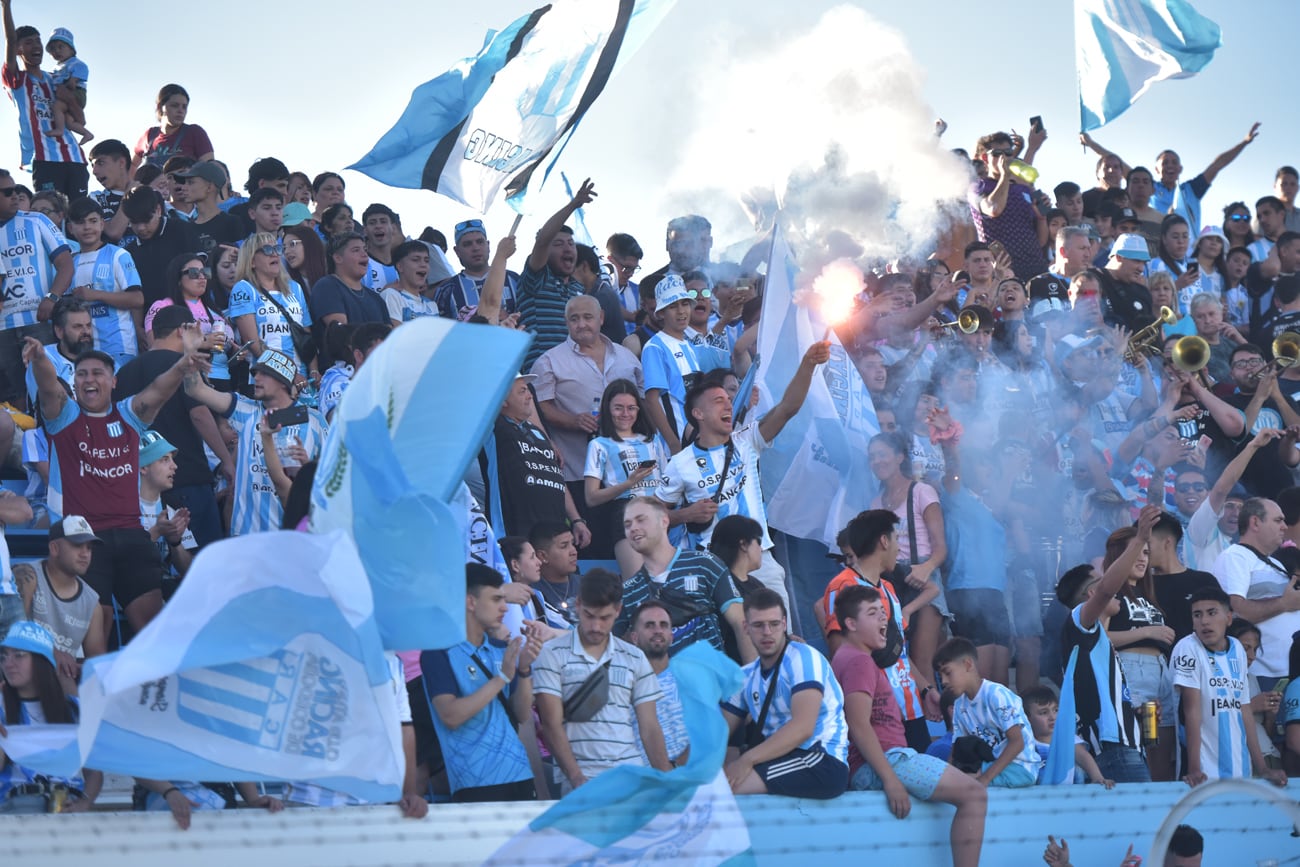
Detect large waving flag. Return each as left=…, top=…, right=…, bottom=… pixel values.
left=65, top=532, right=404, bottom=803
left=754, top=226, right=880, bottom=550
left=487, top=645, right=751, bottom=864
left=1075, top=0, right=1222, bottom=131
left=349, top=0, right=675, bottom=213
left=310, top=317, right=529, bottom=651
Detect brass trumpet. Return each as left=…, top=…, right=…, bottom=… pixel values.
left=937, top=308, right=983, bottom=335
left=1250, top=331, right=1300, bottom=380
left=1170, top=334, right=1211, bottom=373
left=1124, top=306, right=1178, bottom=365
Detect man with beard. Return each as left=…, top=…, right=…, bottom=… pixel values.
left=433, top=218, right=519, bottom=320
left=25, top=298, right=90, bottom=412
left=625, top=600, right=690, bottom=768
left=519, top=181, right=593, bottom=370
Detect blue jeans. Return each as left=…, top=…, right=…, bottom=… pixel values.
left=1093, top=742, right=1151, bottom=783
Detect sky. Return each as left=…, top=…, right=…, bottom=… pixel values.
left=9, top=0, right=1294, bottom=267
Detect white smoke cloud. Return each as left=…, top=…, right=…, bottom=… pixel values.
left=665, top=4, right=971, bottom=271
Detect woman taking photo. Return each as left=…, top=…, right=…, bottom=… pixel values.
left=583, top=379, right=669, bottom=575
left=867, top=431, right=946, bottom=693
left=146, top=253, right=236, bottom=388
left=131, top=84, right=215, bottom=172
left=0, top=621, right=100, bottom=813
left=1146, top=215, right=1199, bottom=312
left=227, top=232, right=316, bottom=381
left=1101, top=526, right=1175, bottom=780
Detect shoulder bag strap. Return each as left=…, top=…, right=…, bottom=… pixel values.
left=468, top=649, right=520, bottom=729
left=254, top=285, right=309, bottom=340
left=753, top=639, right=788, bottom=737
left=711, top=439, right=736, bottom=504
left=906, top=482, right=919, bottom=563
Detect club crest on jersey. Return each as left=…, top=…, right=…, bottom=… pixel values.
left=468, top=665, right=478, bottom=678
left=107, top=421, right=124, bottom=438
left=695, top=457, right=708, bottom=469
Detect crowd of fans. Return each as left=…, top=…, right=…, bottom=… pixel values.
left=0, top=2, right=1292, bottom=863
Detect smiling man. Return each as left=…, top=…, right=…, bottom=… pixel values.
left=24, top=326, right=203, bottom=638
left=433, top=218, right=519, bottom=320
left=518, top=180, right=593, bottom=370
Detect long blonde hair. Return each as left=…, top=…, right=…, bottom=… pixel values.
left=234, top=232, right=291, bottom=296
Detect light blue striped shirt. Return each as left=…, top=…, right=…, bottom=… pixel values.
left=0, top=211, right=71, bottom=329
left=226, top=396, right=326, bottom=536
left=723, top=640, right=848, bottom=763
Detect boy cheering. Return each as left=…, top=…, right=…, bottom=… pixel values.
left=1172, top=586, right=1286, bottom=787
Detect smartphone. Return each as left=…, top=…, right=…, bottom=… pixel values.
left=1186, top=261, right=1199, bottom=273
left=1030, top=115, right=1045, bottom=134
left=265, top=405, right=309, bottom=428
left=637, top=460, right=657, bottom=469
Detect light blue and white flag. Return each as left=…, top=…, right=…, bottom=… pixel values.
left=349, top=0, right=675, bottom=214
left=1075, top=0, right=1222, bottom=131
left=0, top=724, right=82, bottom=778
left=311, top=317, right=529, bottom=651
left=487, top=645, right=751, bottom=865
left=71, top=531, right=404, bottom=803
left=754, top=226, right=880, bottom=550
left=1043, top=647, right=1081, bottom=785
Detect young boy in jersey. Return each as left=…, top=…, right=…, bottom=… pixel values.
left=640, top=274, right=727, bottom=452
left=1172, top=586, right=1286, bottom=787
left=137, top=430, right=195, bottom=582
left=1020, top=685, right=1113, bottom=787
left=934, top=637, right=1042, bottom=787
left=44, top=28, right=90, bottom=144
left=63, top=196, right=144, bottom=369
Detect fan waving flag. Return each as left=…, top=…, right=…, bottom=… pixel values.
left=349, top=0, right=675, bottom=213
left=71, top=531, right=405, bottom=803
left=753, top=226, right=880, bottom=550
left=1075, top=0, right=1222, bottom=131
left=487, top=645, right=752, bottom=865
left=310, top=317, right=530, bottom=651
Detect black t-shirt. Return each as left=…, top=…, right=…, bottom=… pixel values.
left=125, top=215, right=202, bottom=309
left=1226, top=391, right=1293, bottom=498
left=1108, top=593, right=1171, bottom=654
left=1171, top=399, right=1238, bottom=480
left=112, top=349, right=211, bottom=488
left=192, top=211, right=247, bottom=258
left=1097, top=269, right=1153, bottom=331
left=1151, top=569, right=1220, bottom=641
left=481, top=416, right=567, bottom=537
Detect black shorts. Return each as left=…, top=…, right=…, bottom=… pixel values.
left=405, top=676, right=443, bottom=772
left=82, top=527, right=164, bottom=609
left=948, top=588, right=1013, bottom=649
left=31, top=160, right=89, bottom=200
left=754, top=745, right=848, bottom=800
left=452, top=778, right=536, bottom=803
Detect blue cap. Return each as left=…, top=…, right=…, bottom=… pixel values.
left=2, top=620, right=57, bottom=667
left=139, top=430, right=177, bottom=467
left=1111, top=233, right=1151, bottom=262
left=46, top=28, right=75, bottom=51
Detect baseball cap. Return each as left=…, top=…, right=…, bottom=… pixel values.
left=1, top=621, right=57, bottom=667
left=654, top=273, right=692, bottom=312
left=251, top=349, right=296, bottom=388
left=514, top=373, right=537, bottom=384
left=139, top=430, right=177, bottom=467
left=1197, top=225, right=1228, bottom=247
left=1111, top=233, right=1151, bottom=262
left=1028, top=273, right=1066, bottom=303
left=1058, top=333, right=1104, bottom=363
left=1115, top=207, right=1140, bottom=229
left=175, top=161, right=228, bottom=188
left=49, top=515, right=101, bottom=544
left=282, top=202, right=313, bottom=227
left=46, top=28, right=74, bottom=51
left=151, top=304, right=195, bottom=335
left=1030, top=298, right=1068, bottom=320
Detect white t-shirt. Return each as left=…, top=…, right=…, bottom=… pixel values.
left=1186, top=497, right=1231, bottom=572
left=1210, top=544, right=1298, bottom=677
left=655, top=422, right=771, bottom=549
left=1172, top=634, right=1251, bottom=780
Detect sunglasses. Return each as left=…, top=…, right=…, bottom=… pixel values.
left=688, top=289, right=713, bottom=300
left=1228, top=214, right=1251, bottom=222
left=255, top=244, right=280, bottom=257
left=181, top=267, right=209, bottom=280
left=1176, top=482, right=1208, bottom=493
left=455, top=219, right=484, bottom=233
left=0, top=186, right=17, bottom=197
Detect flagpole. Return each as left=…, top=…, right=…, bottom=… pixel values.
left=510, top=213, right=523, bottom=235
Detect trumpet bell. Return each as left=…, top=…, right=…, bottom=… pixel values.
left=1273, top=331, right=1300, bottom=368
left=1171, top=335, right=1210, bottom=373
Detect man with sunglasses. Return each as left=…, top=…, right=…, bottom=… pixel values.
left=969, top=131, right=1048, bottom=281
left=1, top=0, right=87, bottom=200
left=434, top=218, right=518, bottom=320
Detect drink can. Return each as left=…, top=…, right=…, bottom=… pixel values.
left=50, top=785, right=67, bottom=813
left=1140, top=701, right=1159, bottom=742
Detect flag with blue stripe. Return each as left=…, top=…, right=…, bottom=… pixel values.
left=753, top=225, right=880, bottom=549
left=348, top=0, right=675, bottom=214
left=1044, top=647, right=1080, bottom=785
left=1075, top=0, right=1221, bottom=131
left=71, top=531, right=404, bottom=803
left=487, top=645, right=752, bottom=864
left=311, top=317, right=529, bottom=651
left=0, top=725, right=82, bottom=778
